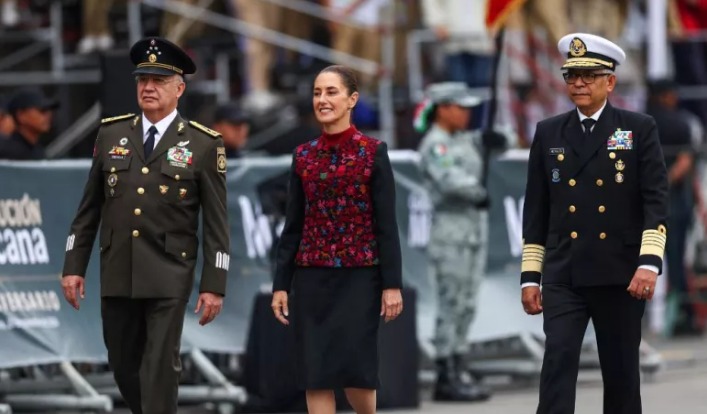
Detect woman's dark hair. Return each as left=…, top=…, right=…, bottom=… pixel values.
left=316, top=65, right=359, bottom=96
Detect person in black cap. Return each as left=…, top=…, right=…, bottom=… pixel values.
left=61, top=37, right=230, bottom=414
left=521, top=33, right=668, bottom=414
left=0, top=88, right=58, bottom=160
left=212, top=103, right=250, bottom=158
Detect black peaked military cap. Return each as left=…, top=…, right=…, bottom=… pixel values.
left=130, top=37, right=196, bottom=76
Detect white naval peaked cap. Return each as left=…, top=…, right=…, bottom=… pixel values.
left=557, top=33, right=626, bottom=71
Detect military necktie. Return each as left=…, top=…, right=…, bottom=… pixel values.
left=144, top=125, right=157, bottom=159
left=581, top=118, right=596, bottom=139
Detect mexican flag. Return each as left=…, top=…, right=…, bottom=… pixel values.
left=485, top=0, right=527, bottom=31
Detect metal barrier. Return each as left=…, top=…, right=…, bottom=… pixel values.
left=0, top=363, right=113, bottom=412
left=0, top=353, right=247, bottom=413
left=0, top=1, right=100, bottom=86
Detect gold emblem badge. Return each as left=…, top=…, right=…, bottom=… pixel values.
left=179, top=188, right=187, bottom=199
left=615, top=172, right=624, bottom=183
left=217, top=154, right=227, bottom=173
left=615, top=159, right=625, bottom=171
left=569, top=37, right=587, bottom=57
left=148, top=53, right=157, bottom=63
left=178, top=122, right=185, bottom=133
left=159, top=185, right=169, bottom=195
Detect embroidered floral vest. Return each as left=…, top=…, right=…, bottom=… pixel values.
left=294, top=128, right=381, bottom=267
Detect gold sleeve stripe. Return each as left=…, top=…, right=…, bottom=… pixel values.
left=640, top=229, right=667, bottom=257
left=521, top=243, right=545, bottom=273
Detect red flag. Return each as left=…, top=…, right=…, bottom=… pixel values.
left=485, top=0, right=526, bottom=31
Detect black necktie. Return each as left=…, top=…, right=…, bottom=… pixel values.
left=144, top=125, right=157, bottom=159
left=581, top=118, right=596, bottom=139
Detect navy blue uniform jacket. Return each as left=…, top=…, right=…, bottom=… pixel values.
left=521, top=102, right=669, bottom=287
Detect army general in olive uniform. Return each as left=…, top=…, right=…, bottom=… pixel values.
left=61, top=38, right=230, bottom=414
left=521, top=34, right=668, bottom=414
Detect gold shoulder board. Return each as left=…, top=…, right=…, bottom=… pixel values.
left=189, top=120, right=222, bottom=138
left=101, top=113, right=136, bottom=124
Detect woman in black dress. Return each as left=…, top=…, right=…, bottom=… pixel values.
left=271, top=65, right=404, bottom=414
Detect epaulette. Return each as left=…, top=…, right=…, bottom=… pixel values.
left=189, top=120, right=222, bottom=138
left=101, top=113, right=136, bottom=125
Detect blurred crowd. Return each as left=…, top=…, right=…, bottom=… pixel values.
left=0, top=0, right=706, bottom=336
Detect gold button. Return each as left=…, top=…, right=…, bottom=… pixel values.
left=141, top=167, right=149, bottom=174
left=596, top=179, right=603, bottom=187
left=609, top=152, right=616, bottom=159
left=599, top=232, right=607, bottom=239
left=110, top=167, right=116, bottom=173
left=570, top=231, right=578, bottom=239
left=134, top=208, right=141, bottom=216
left=132, top=230, right=140, bottom=238
left=181, top=252, right=187, bottom=258
left=569, top=205, right=576, bottom=213
left=569, top=179, right=576, bottom=187
left=137, top=187, right=145, bottom=195
left=175, top=174, right=180, bottom=181
left=557, top=154, right=565, bottom=161
left=598, top=205, right=606, bottom=213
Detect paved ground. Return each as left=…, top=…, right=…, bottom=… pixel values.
left=43, top=335, right=707, bottom=413
left=396, top=335, right=707, bottom=414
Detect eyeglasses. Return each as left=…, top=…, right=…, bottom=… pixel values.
left=562, top=72, right=611, bottom=84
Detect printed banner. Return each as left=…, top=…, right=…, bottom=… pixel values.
left=0, top=150, right=530, bottom=368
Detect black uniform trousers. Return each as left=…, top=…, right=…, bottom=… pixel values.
left=101, top=297, right=188, bottom=414
left=537, top=284, right=645, bottom=414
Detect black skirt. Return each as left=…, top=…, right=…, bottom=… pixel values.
left=292, top=266, right=382, bottom=390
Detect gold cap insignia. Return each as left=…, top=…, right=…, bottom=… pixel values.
left=148, top=53, right=157, bottom=63
left=569, top=37, right=587, bottom=57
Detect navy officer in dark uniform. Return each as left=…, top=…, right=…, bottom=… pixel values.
left=61, top=37, right=230, bottom=414
left=521, top=33, right=668, bottom=414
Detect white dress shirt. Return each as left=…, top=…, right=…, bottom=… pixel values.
left=522, top=100, right=658, bottom=289
left=142, top=109, right=178, bottom=150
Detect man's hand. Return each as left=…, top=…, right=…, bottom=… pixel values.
left=627, top=268, right=658, bottom=300
left=521, top=286, right=543, bottom=315
left=195, top=292, right=223, bottom=326
left=61, top=275, right=85, bottom=310
left=271, top=291, right=289, bottom=326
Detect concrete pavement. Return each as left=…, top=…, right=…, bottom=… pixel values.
left=77, top=335, right=707, bottom=413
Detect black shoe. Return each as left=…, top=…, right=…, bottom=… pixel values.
left=433, top=358, right=492, bottom=402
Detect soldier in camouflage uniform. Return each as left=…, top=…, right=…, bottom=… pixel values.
left=417, top=82, right=510, bottom=402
